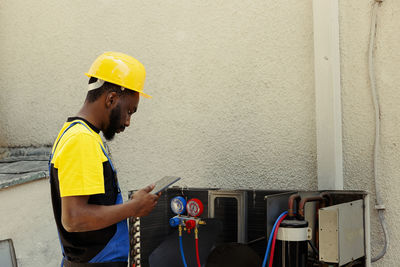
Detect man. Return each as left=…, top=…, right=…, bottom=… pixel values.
left=49, top=52, right=160, bottom=267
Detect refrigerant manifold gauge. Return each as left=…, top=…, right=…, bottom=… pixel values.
left=186, top=198, right=204, bottom=217
left=170, top=196, right=187, bottom=215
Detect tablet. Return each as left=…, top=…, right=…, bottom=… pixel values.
left=152, top=176, right=181, bottom=194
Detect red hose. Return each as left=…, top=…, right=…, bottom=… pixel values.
left=195, top=237, right=201, bottom=267
left=268, top=214, right=287, bottom=267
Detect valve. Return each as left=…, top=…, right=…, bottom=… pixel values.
left=186, top=219, right=196, bottom=234
left=169, top=217, right=181, bottom=227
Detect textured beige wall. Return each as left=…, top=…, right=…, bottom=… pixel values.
left=0, top=179, right=60, bottom=266
left=0, top=0, right=398, bottom=266
left=340, top=0, right=400, bottom=265
left=0, top=0, right=317, bottom=191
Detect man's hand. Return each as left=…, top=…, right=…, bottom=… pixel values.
left=129, top=184, right=161, bottom=217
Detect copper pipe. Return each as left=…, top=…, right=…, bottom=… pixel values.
left=288, top=193, right=301, bottom=217
left=298, top=196, right=325, bottom=219
left=319, top=192, right=333, bottom=208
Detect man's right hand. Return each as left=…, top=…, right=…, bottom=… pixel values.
left=129, top=184, right=160, bottom=217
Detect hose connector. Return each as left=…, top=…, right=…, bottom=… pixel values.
left=195, top=227, right=199, bottom=239
left=179, top=224, right=183, bottom=237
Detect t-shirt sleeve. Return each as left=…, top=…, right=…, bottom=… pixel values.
left=57, top=133, right=105, bottom=197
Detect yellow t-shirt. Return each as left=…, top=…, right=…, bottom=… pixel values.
left=50, top=120, right=108, bottom=197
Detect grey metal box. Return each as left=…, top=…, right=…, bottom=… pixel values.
left=319, top=199, right=365, bottom=265
left=0, top=239, right=17, bottom=267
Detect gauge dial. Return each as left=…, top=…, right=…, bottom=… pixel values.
left=170, top=196, right=186, bottom=215
left=186, top=198, right=204, bottom=217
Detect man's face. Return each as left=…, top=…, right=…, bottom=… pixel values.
left=103, top=92, right=140, bottom=141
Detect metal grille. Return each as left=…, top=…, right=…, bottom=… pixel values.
left=129, top=217, right=141, bottom=267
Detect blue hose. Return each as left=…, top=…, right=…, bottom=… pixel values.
left=262, top=211, right=288, bottom=267
left=179, top=235, right=188, bottom=267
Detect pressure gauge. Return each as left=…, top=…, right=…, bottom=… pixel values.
left=170, top=196, right=187, bottom=215
left=186, top=198, right=204, bottom=217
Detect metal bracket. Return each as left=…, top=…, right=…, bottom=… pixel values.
left=208, top=190, right=247, bottom=243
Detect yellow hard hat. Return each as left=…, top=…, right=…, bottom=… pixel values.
left=85, top=52, right=151, bottom=98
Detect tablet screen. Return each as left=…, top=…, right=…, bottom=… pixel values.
left=152, top=176, right=181, bottom=194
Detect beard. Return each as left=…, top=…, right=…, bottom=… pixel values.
left=103, top=104, right=123, bottom=141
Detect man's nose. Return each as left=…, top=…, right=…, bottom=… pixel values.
left=125, top=117, right=131, bottom=127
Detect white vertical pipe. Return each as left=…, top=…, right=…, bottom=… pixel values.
left=313, top=0, right=343, bottom=190
left=364, top=194, right=372, bottom=267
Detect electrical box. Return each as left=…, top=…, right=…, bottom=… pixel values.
left=319, top=199, right=365, bottom=265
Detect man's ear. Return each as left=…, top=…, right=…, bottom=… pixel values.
left=105, top=92, right=118, bottom=108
